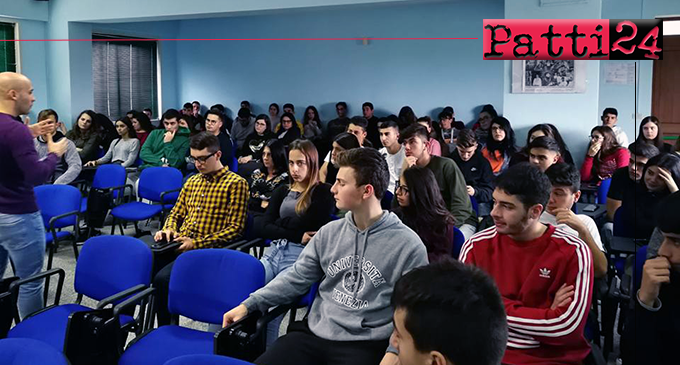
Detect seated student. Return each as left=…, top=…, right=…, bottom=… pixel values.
left=580, top=126, right=629, bottom=184
left=606, top=141, right=659, bottom=222
left=66, top=110, right=102, bottom=164
left=619, top=153, right=680, bottom=240
left=451, top=129, right=494, bottom=213
left=268, top=103, right=280, bottom=132
left=636, top=116, right=673, bottom=153
left=621, top=191, right=680, bottom=365
left=416, top=117, right=442, bottom=157
left=471, top=104, right=497, bottom=146
left=542, top=163, right=608, bottom=278
left=143, top=108, right=152, bottom=120
left=302, top=105, right=323, bottom=141
left=139, top=109, right=191, bottom=169
left=347, top=116, right=374, bottom=148
left=362, top=102, right=382, bottom=149
left=528, top=136, right=562, bottom=172
left=460, top=163, right=594, bottom=365
left=600, top=107, right=629, bottom=148
left=514, top=123, right=574, bottom=166
left=437, top=108, right=464, bottom=154
left=179, top=114, right=198, bottom=136
left=378, top=118, right=406, bottom=194
left=232, top=108, right=256, bottom=151
left=95, top=113, right=119, bottom=151
left=85, top=116, right=140, bottom=168
left=126, top=110, right=137, bottom=119
left=33, top=109, right=82, bottom=185
left=274, top=103, right=304, bottom=134
left=394, top=166, right=455, bottom=262
left=254, top=140, right=335, bottom=345
left=319, top=132, right=361, bottom=184
left=276, top=112, right=302, bottom=147
left=152, top=132, right=249, bottom=325
left=239, top=114, right=275, bottom=165
left=401, top=124, right=477, bottom=240
left=208, top=104, right=230, bottom=132
left=204, top=109, right=234, bottom=170
left=223, top=147, right=428, bottom=365
left=131, top=111, right=154, bottom=146
left=385, top=260, right=508, bottom=365
left=248, top=140, right=289, bottom=213
left=181, top=102, right=193, bottom=116
left=397, top=106, right=417, bottom=131
left=481, top=117, right=516, bottom=176
left=326, top=101, right=351, bottom=142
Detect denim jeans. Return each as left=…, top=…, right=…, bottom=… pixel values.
left=0, top=212, right=46, bottom=319
left=260, top=240, right=306, bottom=347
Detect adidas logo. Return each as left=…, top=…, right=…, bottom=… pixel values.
left=539, top=268, right=551, bottom=279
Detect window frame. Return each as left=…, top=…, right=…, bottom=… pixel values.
left=0, top=18, right=21, bottom=74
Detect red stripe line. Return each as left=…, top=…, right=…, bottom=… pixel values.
left=0, top=37, right=478, bottom=42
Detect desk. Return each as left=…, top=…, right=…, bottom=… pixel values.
left=576, top=202, right=607, bottom=220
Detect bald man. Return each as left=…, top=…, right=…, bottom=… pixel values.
left=0, top=72, right=67, bottom=319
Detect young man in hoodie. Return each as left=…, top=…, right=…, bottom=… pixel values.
left=223, top=147, right=428, bottom=365
left=232, top=107, right=255, bottom=151
left=401, top=124, right=477, bottom=240
left=460, top=163, right=594, bottom=365
left=451, top=129, right=494, bottom=215
left=139, top=109, right=190, bottom=169
left=600, top=107, right=628, bottom=148
left=33, top=109, right=82, bottom=185
left=622, top=191, right=680, bottom=365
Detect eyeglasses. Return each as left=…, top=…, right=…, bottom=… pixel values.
left=395, top=184, right=409, bottom=195
left=188, top=152, right=217, bottom=164
left=205, top=119, right=220, bottom=125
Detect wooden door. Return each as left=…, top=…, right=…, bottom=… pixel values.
left=652, top=35, right=680, bottom=137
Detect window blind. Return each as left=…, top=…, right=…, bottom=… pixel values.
left=0, top=22, right=16, bottom=73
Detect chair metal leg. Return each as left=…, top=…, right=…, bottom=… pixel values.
left=118, top=222, right=125, bottom=236
left=110, top=218, right=117, bottom=235
left=44, top=244, right=55, bottom=305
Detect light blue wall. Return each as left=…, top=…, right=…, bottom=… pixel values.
left=173, top=0, right=504, bottom=125
left=503, top=0, right=603, bottom=168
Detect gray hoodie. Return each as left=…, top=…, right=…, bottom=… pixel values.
left=34, top=132, right=82, bottom=185
left=242, top=210, right=428, bottom=341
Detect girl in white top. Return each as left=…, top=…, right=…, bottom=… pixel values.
left=85, top=116, right=140, bottom=168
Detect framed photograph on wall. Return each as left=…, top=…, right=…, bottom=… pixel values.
left=512, top=60, right=587, bottom=93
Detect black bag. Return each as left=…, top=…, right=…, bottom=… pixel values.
left=0, top=276, right=19, bottom=339
left=215, top=311, right=265, bottom=362
left=64, top=308, right=121, bottom=365
left=85, top=188, right=113, bottom=229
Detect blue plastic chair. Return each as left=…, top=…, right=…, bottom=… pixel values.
left=119, top=249, right=266, bottom=365
left=381, top=191, right=394, bottom=210
left=0, top=338, right=69, bottom=365
left=633, top=245, right=648, bottom=294
left=470, top=196, right=479, bottom=216
left=8, top=236, right=153, bottom=352
left=596, top=178, right=612, bottom=205
left=80, top=164, right=127, bottom=213
left=165, top=354, right=255, bottom=365
left=612, top=206, right=633, bottom=238
left=452, top=226, right=465, bottom=259
left=110, top=167, right=183, bottom=235
left=35, top=184, right=82, bottom=300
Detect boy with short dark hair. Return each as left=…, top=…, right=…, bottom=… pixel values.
left=600, top=107, right=628, bottom=147
left=327, top=101, right=351, bottom=142
left=363, top=102, right=381, bottom=148
left=606, top=141, right=659, bottom=221
left=528, top=136, right=561, bottom=172
left=347, top=116, right=373, bottom=148
left=461, top=163, right=594, bottom=365
left=139, top=108, right=191, bottom=169
left=387, top=260, right=508, bottom=365
left=223, top=147, right=428, bottom=365
left=378, top=119, right=405, bottom=194
left=451, top=129, right=494, bottom=211
left=401, top=124, right=477, bottom=239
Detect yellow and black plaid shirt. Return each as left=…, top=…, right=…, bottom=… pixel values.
left=164, top=167, right=249, bottom=249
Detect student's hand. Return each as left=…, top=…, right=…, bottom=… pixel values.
left=550, top=283, right=575, bottom=309
left=163, top=130, right=176, bottom=143
left=658, top=167, right=679, bottom=193
left=379, top=352, right=400, bottom=365
left=405, top=156, right=418, bottom=168
left=639, top=256, right=671, bottom=307
left=84, top=160, right=97, bottom=167
left=175, top=236, right=195, bottom=251
left=302, top=231, right=317, bottom=245
left=46, top=133, right=68, bottom=157
left=223, top=304, right=248, bottom=327
left=58, top=122, right=67, bottom=134
left=587, top=142, right=601, bottom=157
left=466, top=185, right=475, bottom=196
left=260, top=200, right=269, bottom=209
left=239, top=156, right=252, bottom=164
left=154, top=229, right=176, bottom=242
left=554, top=208, right=587, bottom=235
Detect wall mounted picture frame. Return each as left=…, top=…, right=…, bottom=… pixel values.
left=512, top=60, right=587, bottom=93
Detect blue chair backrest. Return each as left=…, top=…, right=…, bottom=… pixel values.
left=297, top=282, right=319, bottom=308
left=0, top=338, right=69, bottom=365
left=74, top=236, right=153, bottom=301
left=381, top=191, right=393, bottom=210
left=633, top=245, right=648, bottom=293
left=470, top=196, right=479, bottom=215
left=452, top=226, right=465, bottom=259
left=138, top=167, right=183, bottom=202
left=34, top=185, right=82, bottom=229
left=92, top=164, right=127, bottom=198
left=597, top=178, right=612, bottom=204
left=164, top=354, right=255, bottom=365
left=613, top=207, right=633, bottom=238
left=169, top=250, right=265, bottom=324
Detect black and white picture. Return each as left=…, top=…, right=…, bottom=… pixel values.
left=512, top=60, right=587, bottom=93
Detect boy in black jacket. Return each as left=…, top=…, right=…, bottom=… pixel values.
left=450, top=129, right=494, bottom=215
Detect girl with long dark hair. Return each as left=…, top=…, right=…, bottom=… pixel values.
left=637, top=116, right=673, bottom=153
left=481, top=116, right=517, bottom=176
left=580, top=126, right=629, bottom=183
left=85, top=116, right=140, bottom=168
left=394, top=166, right=455, bottom=262
left=248, top=139, right=289, bottom=213
left=131, top=111, right=154, bottom=146
left=66, top=110, right=102, bottom=163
